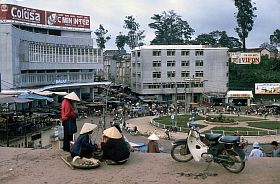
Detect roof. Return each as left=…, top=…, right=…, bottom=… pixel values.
left=133, top=45, right=228, bottom=51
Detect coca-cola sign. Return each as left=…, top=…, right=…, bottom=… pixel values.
left=0, top=4, right=45, bottom=24
left=0, top=4, right=90, bottom=29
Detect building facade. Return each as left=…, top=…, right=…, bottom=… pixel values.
left=0, top=3, right=103, bottom=92
left=116, top=54, right=131, bottom=85
left=131, top=45, right=229, bottom=104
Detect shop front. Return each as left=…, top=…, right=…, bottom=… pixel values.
left=225, top=91, right=253, bottom=106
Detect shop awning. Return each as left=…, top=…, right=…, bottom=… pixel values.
left=226, top=91, right=253, bottom=98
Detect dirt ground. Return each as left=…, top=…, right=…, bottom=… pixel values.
left=0, top=147, right=279, bottom=184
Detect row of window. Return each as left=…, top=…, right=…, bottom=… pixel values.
left=152, top=71, right=203, bottom=78
left=143, top=82, right=204, bottom=89
left=152, top=60, right=204, bottom=67
left=26, top=41, right=102, bottom=63
left=132, top=49, right=204, bottom=57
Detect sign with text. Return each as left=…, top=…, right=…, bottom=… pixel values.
left=0, top=4, right=90, bottom=29
left=231, top=52, right=261, bottom=64
left=255, top=83, right=280, bottom=95
left=0, top=4, right=45, bottom=24
left=46, top=11, right=90, bottom=29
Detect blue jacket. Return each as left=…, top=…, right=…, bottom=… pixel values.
left=70, top=134, right=96, bottom=157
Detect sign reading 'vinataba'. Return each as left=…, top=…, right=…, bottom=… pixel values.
left=231, top=52, right=261, bottom=64
left=0, top=4, right=90, bottom=29
left=255, top=83, right=280, bottom=95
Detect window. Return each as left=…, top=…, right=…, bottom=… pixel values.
left=153, top=50, right=161, bottom=56
left=132, top=52, right=135, bottom=57
left=195, top=60, right=203, bottom=66
left=148, top=83, right=161, bottom=89
left=153, top=72, right=161, bottom=78
left=167, top=49, right=175, bottom=56
left=137, top=52, right=140, bottom=57
left=137, top=72, right=141, bottom=78
left=167, top=71, right=176, bottom=78
left=193, top=82, right=204, bottom=88
left=167, top=60, right=176, bottom=67
left=153, top=61, right=161, bottom=67
left=181, top=50, right=190, bottom=56
left=137, top=63, right=141, bottom=67
left=195, top=50, right=204, bottom=56
left=181, top=60, right=189, bottom=66
left=195, top=71, right=204, bottom=77
left=181, top=71, right=190, bottom=77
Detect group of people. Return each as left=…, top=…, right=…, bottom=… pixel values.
left=249, top=141, right=280, bottom=158
left=61, top=91, right=131, bottom=164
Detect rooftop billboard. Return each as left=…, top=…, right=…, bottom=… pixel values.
left=231, top=52, right=261, bottom=64
left=255, top=83, right=280, bottom=95
left=0, top=4, right=90, bottom=29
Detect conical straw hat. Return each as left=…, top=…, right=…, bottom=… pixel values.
left=148, top=133, right=159, bottom=141
left=64, top=92, right=80, bottom=101
left=80, top=123, right=97, bottom=134
left=103, top=127, right=122, bottom=139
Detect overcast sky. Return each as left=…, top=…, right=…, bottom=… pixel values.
left=2, top=0, right=280, bottom=50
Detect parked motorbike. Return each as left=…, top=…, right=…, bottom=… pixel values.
left=171, top=118, right=246, bottom=173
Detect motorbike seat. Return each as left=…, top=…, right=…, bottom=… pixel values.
left=220, top=136, right=240, bottom=143
left=205, top=133, right=222, bottom=141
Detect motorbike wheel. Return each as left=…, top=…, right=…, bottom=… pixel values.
left=171, top=144, right=193, bottom=162
left=221, top=149, right=245, bottom=173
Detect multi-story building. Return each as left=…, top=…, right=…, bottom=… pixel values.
left=116, top=54, right=131, bottom=85
left=0, top=3, right=103, bottom=94
left=131, top=45, right=229, bottom=104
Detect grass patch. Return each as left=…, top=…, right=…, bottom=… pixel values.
left=248, top=121, right=280, bottom=130
left=207, top=115, right=265, bottom=122
left=153, top=114, right=206, bottom=129
left=205, top=126, right=276, bottom=136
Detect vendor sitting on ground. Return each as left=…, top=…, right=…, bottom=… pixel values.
left=100, top=127, right=130, bottom=164
left=70, top=123, right=98, bottom=158
left=147, top=133, right=160, bottom=153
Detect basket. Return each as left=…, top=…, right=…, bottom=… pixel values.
left=70, top=156, right=100, bottom=169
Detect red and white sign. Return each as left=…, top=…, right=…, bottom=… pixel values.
left=46, top=11, right=90, bottom=29
left=0, top=4, right=90, bottom=29
left=231, top=52, right=261, bottom=64
left=0, top=4, right=45, bottom=24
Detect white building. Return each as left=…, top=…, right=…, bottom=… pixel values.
left=0, top=3, right=103, bottom=97
left=131, top=45, right=229, bottom=104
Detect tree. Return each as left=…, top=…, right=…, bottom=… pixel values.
left=260, top=42, right=278, bottom=55
left=192, top=30, right=241, bottom=48
left=94, top=24, right=111, bottom=49
left=148, top=10, right=195, bottom=45
left=234, top=0, right=257, bottom=51
left=123, top=16, right=145, bottom=49
left=115, top=32, right=127, bottom=51
left=270, top=29, right=280, bottom=47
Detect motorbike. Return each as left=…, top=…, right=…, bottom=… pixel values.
left=171, top=118, right=246, bottom=173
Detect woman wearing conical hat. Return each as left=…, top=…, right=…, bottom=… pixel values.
left=61, top=92, right=80, bottom=152
left=100, top=127, right=130, bottom=164
left=147, top=133, right=160, bottom=153
left=70, top=123, right=98, bottom=158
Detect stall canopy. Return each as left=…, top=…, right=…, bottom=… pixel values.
left=31, top=90, right=68, bottom=96
left=0, top=96, right=33, bottom=104
left=17, top=92, right=54, bottom=102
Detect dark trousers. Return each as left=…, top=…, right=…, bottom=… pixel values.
left=63, top=124, right=73, bottom=152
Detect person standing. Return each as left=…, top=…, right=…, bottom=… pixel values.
left=249, top=142, right=264, bottom=158
left=147, top=133, right=160, bottom=153
left=271, top=141, right=280, bottom=157
left=61, top=92, right=80, bottom=152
